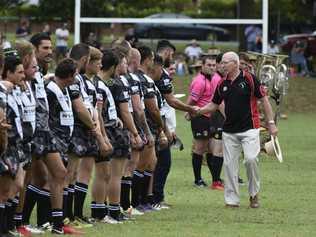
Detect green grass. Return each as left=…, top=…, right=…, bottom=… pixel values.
left=40, top=113, right=316, bottom=237
left=34, top=75, right=316, bottom=237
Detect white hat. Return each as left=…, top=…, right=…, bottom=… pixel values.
left=264, top=135, right=283, bottom=163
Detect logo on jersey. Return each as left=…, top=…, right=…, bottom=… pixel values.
left=105, top=79, right=114, bottom=87
left=69, top=84, right=79, bottom=91
left=123, top=91, right=129, bottom=99
left=163, top=79, right=170, bottom=86
left=223, top=86, right=228, bottom=92
left=239, top=82, right=247, bottom=89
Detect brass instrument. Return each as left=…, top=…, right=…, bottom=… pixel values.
left=246, top=52, right=289, bottom=125
left=246, top=53, right=288, bottom=159
left=246, top=51, right=274, bottom=81
left=259, top=64, right=276, bottom=88
left=268, top=54, right=289, bottom=95
left=246, top=52, right=289, bottom=96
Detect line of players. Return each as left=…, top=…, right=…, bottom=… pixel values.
left=0, top=33, right=199, bottom=236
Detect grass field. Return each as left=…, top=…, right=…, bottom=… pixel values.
left=32, top=75, right=316, bottom=237
left=53, top=114, right=316, bottom=237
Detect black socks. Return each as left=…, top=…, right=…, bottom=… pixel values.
left=74, top=182, right=88, bottom=218
left=120, top=176, right=132, bottom=211
left=206, top=153, right=223, bottom=182
left=192, top=153, right=203, bottom=182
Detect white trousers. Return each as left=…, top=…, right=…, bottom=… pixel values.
left=222, top=129, right=260, bottom=205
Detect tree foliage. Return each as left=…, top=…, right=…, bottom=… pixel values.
left=0, top=0, right=24, bottom=15
left=1, top=0, right=315, bottom=33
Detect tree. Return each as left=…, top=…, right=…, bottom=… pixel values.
left=0, top=0, right=24, bottom=15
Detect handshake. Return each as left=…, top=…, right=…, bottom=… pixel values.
left=185, top=105, right=202, bottom=121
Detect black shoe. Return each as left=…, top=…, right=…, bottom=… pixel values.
left=194, top=179, right=207, bottom=187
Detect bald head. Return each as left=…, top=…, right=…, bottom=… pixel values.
left=221, top=51, right=240, bottom=77
left=222, top=51, right=239, bottom=66
left=128, top=48, right=141, bottom=72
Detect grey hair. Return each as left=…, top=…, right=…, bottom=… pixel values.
left=223, top=51, right=240, bottom=65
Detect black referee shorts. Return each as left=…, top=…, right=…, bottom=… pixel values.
left=191, top=111, right=224, bottom=140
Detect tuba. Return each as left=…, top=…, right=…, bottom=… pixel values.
left=269, top=54, right=289, bottom=95
left=247, top=51, right=276, bottom=87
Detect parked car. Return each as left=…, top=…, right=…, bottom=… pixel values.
left=280, top=32, right=316, bottom=56
left=134, top=13, right=230, bottom=41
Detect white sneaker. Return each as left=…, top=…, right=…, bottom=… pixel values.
left=101, top=215, right=123, bottom=224
left=159, top=203, right=170, bottom=210
left=129, top=207, right=144, bottom=216
left=25, top=225, right=45, bottom=234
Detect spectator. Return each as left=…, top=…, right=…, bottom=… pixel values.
left=175, top=54, right=187, bottom=76
left=0, top=33, right=11, bottom=49
left=244, top=25, right=262, bottom=52
left=290, top=40, right=309, bottom=76
left=125, top=29, right=138, bottom=48
left=42, top=23, right=51, bottom=36
left=185, top=39, right=203, bottom=62
left=267, top=40, right=280, bottom=55
left=238, top=52, right=253, bottom=73
left=55, top=22, right=69, bottom=62
left=189, top=60, right=203, bottom=75
left=185, top=39, right=203, bottom=74
left=202, top=47, right=221, bottom=57
left=86, top=32, right=101, bottom=49
left=16, top=18, right=31, bottom=40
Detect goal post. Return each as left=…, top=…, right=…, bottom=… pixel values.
left=74, top=0, right=269, bottom=53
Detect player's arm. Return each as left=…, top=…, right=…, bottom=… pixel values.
left=93, top=106, right=112, bottom=156
left=96, top=101, right=106, bottom=137
left=131, top=94, right=154, bottom=145
left=0, top=108, right=9, bottom=155
left=68, top=81, right=95, bottom=129
left=72, top=97, right=95, bottom=130
left=198, top=101, right=219, bottom=115
left=119, top=102, right=143, bottom=147
left=144, top=97, right=164, bottom=132
left=164, top=92, right=196, bottom=113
